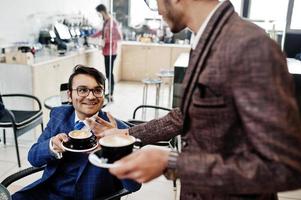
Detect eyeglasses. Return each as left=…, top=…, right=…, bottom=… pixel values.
left=144, top=0, right=158, bottom=11
left=72, top=86, right=104, bottom=98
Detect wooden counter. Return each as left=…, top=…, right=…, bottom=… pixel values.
left=120, top=41, right=190, bottom=81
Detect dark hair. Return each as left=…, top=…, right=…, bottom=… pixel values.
left=68, top=65, right=106, bottom=91
left=96, top=4, right=107, bottom=13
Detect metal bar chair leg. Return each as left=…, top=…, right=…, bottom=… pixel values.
left=155, top=83, right=161, bottom=118
left=13, top=128, right=21, bottom=167
left=142, top=84, right=148, bottom=120
left=3, top=129, right=6, bottom=145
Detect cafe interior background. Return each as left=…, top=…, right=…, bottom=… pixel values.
left=0, top=0, right=301, bottom=199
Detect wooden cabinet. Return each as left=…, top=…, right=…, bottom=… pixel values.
left=121, top=45, right=147, bottom=81
left=86, top=50, right=105, bottom=75
left=33, top=57, right=74, bottom=123
left=146, top=45, right=171, bottom=78
left=33, top=58, right=73, bottom=104
left=120, top=42, right=190, bottom=81
left=74, top=53, right=87, bottom=66
left=170, top=47, right=190, bottom=67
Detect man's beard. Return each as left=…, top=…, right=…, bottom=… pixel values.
left=164, top=1, right=186, bottom=33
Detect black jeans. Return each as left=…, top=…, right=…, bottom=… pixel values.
left=104, top=55, right=117, bottom=95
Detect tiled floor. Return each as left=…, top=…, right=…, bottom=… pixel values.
left=1, top=81, right=301, bottom=200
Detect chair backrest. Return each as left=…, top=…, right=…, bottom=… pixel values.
left=60, top=83, right=69, bottom=104
left=0, top=93, right=5, bottom=118
left=0, top=101, right=4, bottom=119
left=127, top=105, right=178, bottom=149
left=0, top=93, right=2, bottom=103
left=132, top=105, right=171, bottom=120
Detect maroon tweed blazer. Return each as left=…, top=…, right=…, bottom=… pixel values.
left=129, top=1, right=301, bottom=199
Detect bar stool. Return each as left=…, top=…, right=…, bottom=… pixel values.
left=157, top=69, right=174, bottom=107
left=141, top=78, right=162, bottom=119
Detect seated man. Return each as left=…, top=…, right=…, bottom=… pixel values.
left=12, top=65, right=141, bottom=200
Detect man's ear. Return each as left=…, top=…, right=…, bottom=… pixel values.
left=67, top=90, right=72, bottom=102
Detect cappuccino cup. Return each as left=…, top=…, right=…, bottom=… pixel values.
left=68, top=130, right=96, bottom=149
left=97, top=134, right=142, bottom=163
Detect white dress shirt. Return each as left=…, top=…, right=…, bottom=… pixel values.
left=191, top=1, right=225, bottom=50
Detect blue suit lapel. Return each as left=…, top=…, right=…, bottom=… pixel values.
left=60, top=111, right=76, bottom=134
left=76, top=158, right=89, bottom=183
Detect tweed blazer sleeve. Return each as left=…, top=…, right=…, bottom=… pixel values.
left=129, top=108, right=183, bottom=145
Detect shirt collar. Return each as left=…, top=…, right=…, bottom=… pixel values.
left=191, top=1, right=225, bottom=50
left=74, top=112, right=99, bottom=124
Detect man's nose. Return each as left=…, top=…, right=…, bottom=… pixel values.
left=86, top=90, right=96, bottom=99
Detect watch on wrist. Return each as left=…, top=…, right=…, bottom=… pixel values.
left=163, top=149, right=178, bottom=181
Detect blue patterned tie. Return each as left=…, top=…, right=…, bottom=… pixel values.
left=74, top=121, right=85, bottom=130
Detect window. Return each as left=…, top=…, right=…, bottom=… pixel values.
left=248, top=0, right=289, bottom=31
left=290, top=0, right=301, bottom=30
left=129, top=0, right=160, bottom=28
left=229, top=0, right=242, bottom=15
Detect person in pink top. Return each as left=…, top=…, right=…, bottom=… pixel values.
left=95, top=4, right=122, bottom=101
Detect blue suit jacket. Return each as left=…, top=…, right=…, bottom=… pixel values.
left=16, top=106, right=140, bottom=200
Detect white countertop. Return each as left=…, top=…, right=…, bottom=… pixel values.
left=287, top=58, right=301, bottom=74
left=121, top=41, right=191, bottom=49
left=32, top=47, right=100, bottom=67
left=174, top=52, right=190, bottom=68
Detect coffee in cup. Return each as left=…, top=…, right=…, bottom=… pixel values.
left=99, top=134, right=135, bottom=147
left=69, top=130, right=92, bottom=139
left=67, top=130, right=96, bottom=150
left=97, top=134, right=141, bottom=163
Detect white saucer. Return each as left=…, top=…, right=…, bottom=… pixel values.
left=62, top=142, right=98, bottom=153
left=88, top=153, right=118, bottom=168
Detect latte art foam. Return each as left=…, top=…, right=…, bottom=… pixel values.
left=69, top=130, right=91, bottom=139
left=100, top=135, right=135, bottom=147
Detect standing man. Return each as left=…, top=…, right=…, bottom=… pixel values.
left=89, top=0, right=301, bottom=199
left=95, top=4, right=122, bottom=102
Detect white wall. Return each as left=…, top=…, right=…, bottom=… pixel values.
left=0, top=0, right=109, bottom=46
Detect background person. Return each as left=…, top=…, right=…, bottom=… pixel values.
left=89, top=0, right=301, bottom=199
left=93, top=4, right=122, bottom=102
left=12, top=65, right=140, bottom=200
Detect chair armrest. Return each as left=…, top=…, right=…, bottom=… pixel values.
left=1, top=166, right=45, bottom=187
left=132, top=105, right=171, bottom=119
left=95, top=188, right=131, bottom=200
left=1, top=93, right=42, bottom=111
left=2, top=108, right=17, bottom=125
left=127, top=119, right=146, bottom=125
left=121, top=120, right=136, bottom=127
